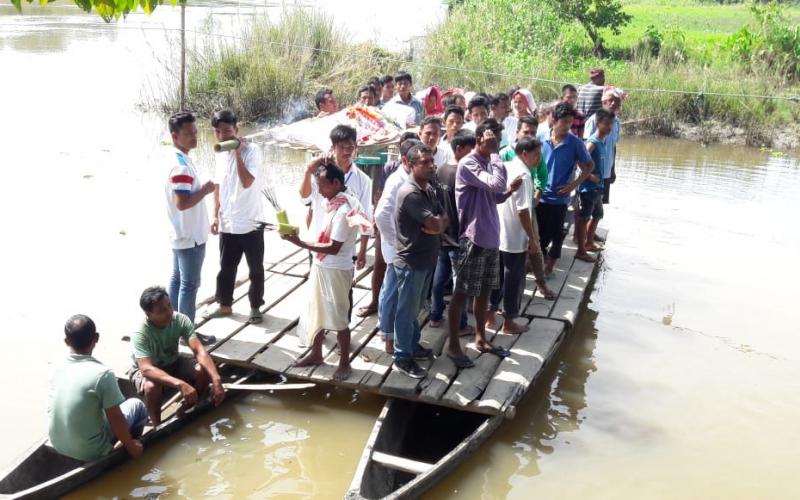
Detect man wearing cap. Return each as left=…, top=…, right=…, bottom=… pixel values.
left=576, top=69, right=606, bottom=118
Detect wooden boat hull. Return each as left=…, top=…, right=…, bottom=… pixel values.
left=346, top=398, right=503, bottom=500
left=0, top=368, right=248, bottom=499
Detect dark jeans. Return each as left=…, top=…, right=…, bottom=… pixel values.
left=489, top=251, right=527, bottom=319
left=430, top=247, right=468, bottom=327
left=536, top=203, right=569, bottom=259
left=216, top=231, right=265, bottom=308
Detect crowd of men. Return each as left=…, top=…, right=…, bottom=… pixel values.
left=46, top=68, right=623, bottom=462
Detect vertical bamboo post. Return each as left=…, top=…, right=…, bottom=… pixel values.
left=180, top=2, right=186, bottom=111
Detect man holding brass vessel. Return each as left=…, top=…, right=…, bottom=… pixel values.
left=207, top=109, right=267, bottom=324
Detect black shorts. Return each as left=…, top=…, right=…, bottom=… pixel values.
left=579, top=191, right=604, bottom=219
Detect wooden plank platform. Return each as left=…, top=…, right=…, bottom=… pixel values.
left=189, top=227, right=607, bottom=418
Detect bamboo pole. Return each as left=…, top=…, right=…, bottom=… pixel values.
left=180, top=2, right=186, bottom=111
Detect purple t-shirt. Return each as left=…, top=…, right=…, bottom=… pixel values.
left=455, top=151, right=509, bottom=250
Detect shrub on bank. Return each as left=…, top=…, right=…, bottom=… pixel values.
left=166, top=9, right=401, bottom=123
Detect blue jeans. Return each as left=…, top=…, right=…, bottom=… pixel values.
left=169, top=244, right=206, bottom=323
left=393, top=265, right=432, bottom=360
left=378, top=264, right=399, bottom=338
left=117, top=398, right=148, bottom=439
left=430, top=247, right=468, bottom=328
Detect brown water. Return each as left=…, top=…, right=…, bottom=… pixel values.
left=2, top=3, right=800, bottom=499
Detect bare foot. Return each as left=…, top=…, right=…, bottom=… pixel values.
left=384, top=337, right=394, bottom=354
left=429, top=319, right=442, bottom=328
left=575, top=252, right=597, bottom=263
left=458, top=324, right=475, bottom=337
left=293, top=351, right=324, bottom=368
left=502, top=319, right=529, bottom=334
left=536, top=282, right=556, bottom=301
left=333, top=365, right=351, bottom=381
left=356, top=303, right=378, bottom=318
left=485, top=310, right=497, bottom=330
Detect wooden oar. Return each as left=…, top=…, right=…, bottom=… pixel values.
left=222, top=382, right=316, bottom=391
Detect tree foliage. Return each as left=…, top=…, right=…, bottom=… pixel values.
left=9, top=0, right=183, bottom=22
left=548, top=0, right=632, bottom=57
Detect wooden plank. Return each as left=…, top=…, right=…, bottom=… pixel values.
left=549, top=256, right=595, bottom=325
left=416, top=334, right=473, bottom=404
left=371, top=451, right=432, bottom=475
left=348, top=331, right=394, bottom=390
left=440, top=331, right=519, bottom=407
left=527, top=244, right=576, bottom=318
left=476, top=318, right=565, bottom=414
left=184, top=272, right=302, bottom=359
left=307, top=288, right=379, bottom=383
left=249, top=325, right=307, bottom=374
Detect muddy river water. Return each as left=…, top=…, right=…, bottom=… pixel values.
left=1, top=2, right=798, bottom=499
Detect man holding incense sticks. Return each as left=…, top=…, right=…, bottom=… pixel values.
left=283, top=163, right=370, bottom=381
left=208, top=109, right=267, bottom=324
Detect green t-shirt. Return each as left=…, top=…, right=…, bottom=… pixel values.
left=48, top=354, right=125, bottom=461
left=131, top=312, right=196, bottom=369
left=500, top=147, right=548, bottom=192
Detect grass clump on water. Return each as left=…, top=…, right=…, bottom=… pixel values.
left=174, top=9, right=401, bottom=123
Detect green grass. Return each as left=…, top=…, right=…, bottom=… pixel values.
left=609, top=0, right=800, bottom=61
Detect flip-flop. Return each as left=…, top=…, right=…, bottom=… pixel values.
left=477, top=345, right=511, bottom=358
left=447, top=353, right=475, bottom=369
left=249, top=308, right=263, bottom=324
left=202, top=308, right=231, bottom=320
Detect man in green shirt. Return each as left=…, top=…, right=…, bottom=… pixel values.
left=500, top=115, right=548, bottom=193
left=48, top=315, right=145, bottom=461
left=129, top=286, right=225, bottom=425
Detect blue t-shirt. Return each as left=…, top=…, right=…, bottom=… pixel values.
left=580, top=134, right=608, bottom=193
left=541, top=132, right=592, bottom=205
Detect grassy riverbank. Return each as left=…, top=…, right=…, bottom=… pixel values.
left=419, top=0, right=800, bottom=148
left=160, top=0, right=800, bottom=149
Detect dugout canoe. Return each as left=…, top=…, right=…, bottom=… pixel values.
left=0, top=366, right=252, bottom=500
left=345, top=398, right=503, bottom=500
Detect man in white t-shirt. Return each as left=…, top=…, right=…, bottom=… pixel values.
left=208, top=110, right=266, bottom=324
left=486, top=136, right=544, bottom=335
left=165, top=112, right=215, bottom=325
left=419, top=116, right=453, bottom=169
left=283, top=163, right=368, bottom=382
left=299, top=125, right=372, bottom=271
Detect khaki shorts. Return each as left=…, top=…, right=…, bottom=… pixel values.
left=128, top=357, right=198, bottom=395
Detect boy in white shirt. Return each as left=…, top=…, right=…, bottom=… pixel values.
left=486, top=136, right=544, bottom=334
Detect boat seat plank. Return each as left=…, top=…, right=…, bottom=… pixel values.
left=370, top=451, right=433, bottom=476
left=476, top=318, right=565, bottom=414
